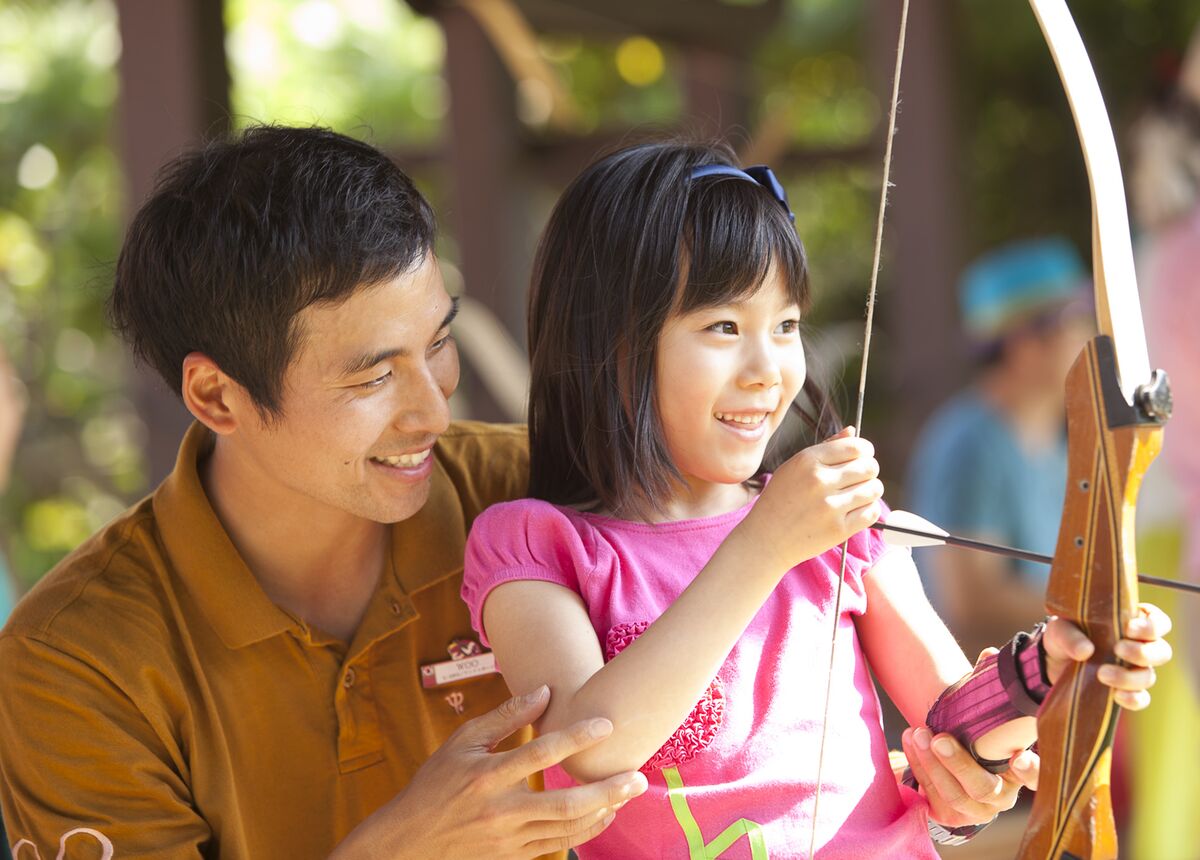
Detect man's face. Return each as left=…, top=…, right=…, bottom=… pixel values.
left=230, top=253, right=460, bottom=525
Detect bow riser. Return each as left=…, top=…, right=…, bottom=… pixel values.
left=1018, top=335, right=1163, bottom=860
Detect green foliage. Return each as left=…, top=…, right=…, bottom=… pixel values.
left=4, top=0, right=1197, bottom=592
left=0, top=0, right=136, bottom=587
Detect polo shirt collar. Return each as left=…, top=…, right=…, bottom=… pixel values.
left=154, top=423, right=297, bottom=649
left=155, top=423, right=469, bottom=651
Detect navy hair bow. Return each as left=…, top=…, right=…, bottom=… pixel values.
left=689, top=164, right=795, bottom=223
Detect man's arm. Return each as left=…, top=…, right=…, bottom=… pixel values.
left=0, top=633, right=646, bottom=860
left=329, top=687, right=647, bottom=860
left=0, top=634, right=212, bottom=858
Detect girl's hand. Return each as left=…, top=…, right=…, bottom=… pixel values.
left=900, top=728, right=1035, bottom=828
left=748, top=426, right=883, bottom=568
left=1044, top=604, right=1173, bottom=710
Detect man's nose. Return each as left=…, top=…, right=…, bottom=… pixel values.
left=392, top=364, right=452, bottom=435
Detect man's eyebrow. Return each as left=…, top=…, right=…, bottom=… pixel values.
left=337, top=297, right=461, bottom=379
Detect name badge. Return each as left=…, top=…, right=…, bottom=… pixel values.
left=421, top=653, right=498, bottom=687
left=420, top=638, right=498, bottom=688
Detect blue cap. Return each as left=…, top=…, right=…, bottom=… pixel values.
left=959, top=237, right=1088, bottom=343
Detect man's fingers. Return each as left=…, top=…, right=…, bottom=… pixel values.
left=454, top=686, right=552, bottom=752
left=523, top=808, right=618, bottom=857
left=492, top=716, right=614, bottom=782
left=524, top=772, right=646, bottom=838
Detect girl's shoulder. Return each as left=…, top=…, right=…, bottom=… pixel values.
left=467, top=497, right=605, bottom=571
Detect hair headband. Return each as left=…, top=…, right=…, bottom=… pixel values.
left=689, top=164, right=795, bottom=223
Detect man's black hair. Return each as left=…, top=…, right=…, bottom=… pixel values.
left=109, top=125, right=436, bottom=417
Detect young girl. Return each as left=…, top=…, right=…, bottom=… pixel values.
left=462, top=140, right=1166, bottom=858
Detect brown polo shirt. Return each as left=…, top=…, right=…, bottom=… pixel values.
left=0, top=421, right=530, bottom=858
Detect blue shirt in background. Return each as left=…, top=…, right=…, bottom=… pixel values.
left=906, top=390, right=1066, bottom=609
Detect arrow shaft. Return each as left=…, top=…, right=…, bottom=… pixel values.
left=871, top=521, right=1200, bottom=596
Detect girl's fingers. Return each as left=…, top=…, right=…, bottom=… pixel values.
left=1114, top=636, right=1173, bottom=668
left=1127, top=602, right=1172, bottom=640
left=1097, top=663, right=1157, bottom=693
left=1113, top=689, right=1152, bottom=711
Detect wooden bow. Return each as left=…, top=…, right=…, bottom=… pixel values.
left=1017, top=2, right=1171, bottom=857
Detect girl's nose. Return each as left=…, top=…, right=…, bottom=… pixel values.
left=738, top=340, right=783, bottom=389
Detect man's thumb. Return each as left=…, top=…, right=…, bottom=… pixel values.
left=459, top=685, right=550, bottom=749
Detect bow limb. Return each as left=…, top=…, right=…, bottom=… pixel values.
left=1018, top=2, right=1170, bottom=858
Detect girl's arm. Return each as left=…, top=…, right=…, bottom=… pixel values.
left=482, top=432, right=882, bottom=785
left=858, top=549, right=1174, bottom=765
left=854, top=547, right=974, bottom=724
left=858, top=549, right=1043, bottom=762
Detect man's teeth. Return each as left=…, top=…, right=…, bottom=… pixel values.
left=714, top=412, right=768, bottom=425
left=373, top=449, right=432, bottom=468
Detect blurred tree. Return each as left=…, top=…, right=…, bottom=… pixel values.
left=3, top=0, right=1195, bottom=590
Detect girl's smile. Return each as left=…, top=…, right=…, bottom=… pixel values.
left=655, top=264, right=806, bottom=515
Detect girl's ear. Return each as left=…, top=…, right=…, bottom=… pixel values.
left=180, top=352, right=243, bottom=435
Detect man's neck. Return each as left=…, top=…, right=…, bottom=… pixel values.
left=200, top=438, right=388, bottom=643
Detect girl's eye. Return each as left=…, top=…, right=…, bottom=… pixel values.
left=359, top=371, right=392, bottom=390
left=777, top=319, right=801, bottom=335
left=708, top=321, right=738, bottom=335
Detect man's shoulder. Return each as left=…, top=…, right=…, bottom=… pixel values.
left=2, top=496, right=176, bottom=663
left=436, top=420, right=528, bottom=456
left=434, top=421, right=530, bottom=516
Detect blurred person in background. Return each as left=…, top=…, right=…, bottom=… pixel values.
left=906, top=238, right=1092, bottom=664
left=1123, top=20, right=1200, bottom=859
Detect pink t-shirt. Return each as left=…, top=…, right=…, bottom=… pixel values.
left=463, top=494, right=937, bottom=859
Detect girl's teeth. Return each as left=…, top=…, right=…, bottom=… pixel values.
left=374, top=449, right=432, bottom=468
left=715, top=413, right=767, bottom=425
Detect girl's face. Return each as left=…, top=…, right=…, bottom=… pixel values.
left=655, top=265, right=806, bottom=506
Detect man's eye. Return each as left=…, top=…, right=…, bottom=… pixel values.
left=431, top=333, right=453, bottom=352
left=708, top=321, right=737, bottom=335
left=360, top=371, right=392, bottom=390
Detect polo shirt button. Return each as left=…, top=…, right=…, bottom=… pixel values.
left=389, top=600, right=403, bottom=616
left=343, top=667, right=356, bottom=689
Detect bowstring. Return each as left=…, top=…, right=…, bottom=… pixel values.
left=806, top=1, right=911, bottom=857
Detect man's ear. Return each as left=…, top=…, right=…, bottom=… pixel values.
left=181, top=352, right=243, bottom=435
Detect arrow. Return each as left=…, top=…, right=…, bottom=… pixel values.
left=872, top=510, right=1200, bottom=596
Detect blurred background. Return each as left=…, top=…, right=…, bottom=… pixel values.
left=0, top=1, right=1197, bottom=857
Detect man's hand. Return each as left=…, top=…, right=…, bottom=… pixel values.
left=1044, top=604, right=1173, bottom=711
left=900, top=726, right=1036, bottom=828
left=330, top=686, right=648, bottom=860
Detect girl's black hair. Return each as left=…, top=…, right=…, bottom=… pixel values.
left=527, top=139, right=841, bottom=516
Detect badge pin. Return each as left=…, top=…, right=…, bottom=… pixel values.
left=445, top=691, right=465, bottom=715
left=448, top=638, right=482, bottom=661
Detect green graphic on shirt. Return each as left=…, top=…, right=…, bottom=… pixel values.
left=662, top=766, right=768, bottom=859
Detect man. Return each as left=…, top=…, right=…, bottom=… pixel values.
left=0, top=128, right=1147, bottom=858
left=0, top=126, right=645, bottom=859
left=907, top=237, right=1092, bottom=669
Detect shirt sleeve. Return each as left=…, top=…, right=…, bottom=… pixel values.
left=462, top=499, right=601, bottom=647
left=841, top=499, right=902, bottom=593
left=0, top=631, right=211, bottom=859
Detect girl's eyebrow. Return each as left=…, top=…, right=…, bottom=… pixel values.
left=337, top=297, right=460, bottom=378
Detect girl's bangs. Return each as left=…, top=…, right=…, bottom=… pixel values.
left=676, top=178, right=808, bottom=313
